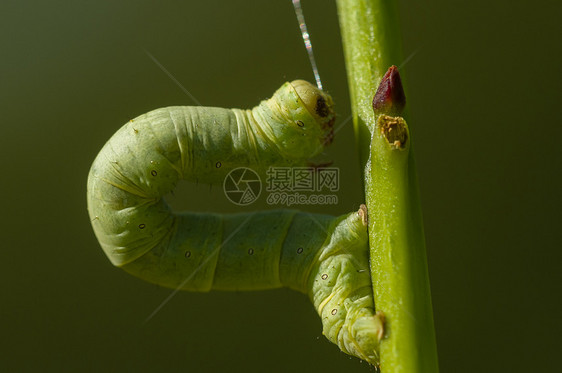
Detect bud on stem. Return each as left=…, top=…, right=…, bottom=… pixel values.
left=372, top=65, right=406, bottom=115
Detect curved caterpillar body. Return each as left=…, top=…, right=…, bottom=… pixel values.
left=87, top=80, right=382, bottom=364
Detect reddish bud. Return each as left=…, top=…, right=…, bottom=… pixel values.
left=372, top=65, right=406, bottom=115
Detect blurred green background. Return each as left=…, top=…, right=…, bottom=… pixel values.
left=1, top=0, right=560, bottom=372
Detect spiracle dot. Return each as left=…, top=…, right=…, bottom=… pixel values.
left=296, top=120, right=305, bottom=127
left=321, top=274, right=328, bottom=280
left=331, top=309, right=337, bottom=315
left=248, top=248, right=254, bottom=255
left=151, top=170, right=157, bottom=176
left=185, top=251, right=191, bottom=258
left=297, top=247, right=303, bottom=254
left=215, top=161, right=222, bottom=168
left=138, top=224, right=146, bottom=229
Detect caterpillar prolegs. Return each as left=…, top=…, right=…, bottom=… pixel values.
left=87, top=80, right=383, bottom=364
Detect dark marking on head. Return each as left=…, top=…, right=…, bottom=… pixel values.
left=150, top=170, right=157, bottom=176
left=315, top=96, right=329, bottom=117
left=138, top=224, right=146, bottom=229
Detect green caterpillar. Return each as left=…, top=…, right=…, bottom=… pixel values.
left=87, top=80, right=383, bottom=364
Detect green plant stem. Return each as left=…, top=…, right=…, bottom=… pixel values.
left=337, top=1, right=439, bottom=372
left=336, top=0, right=403, bottom=168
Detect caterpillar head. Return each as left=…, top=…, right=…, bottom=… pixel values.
left=259, top=80, right=335, bottom=160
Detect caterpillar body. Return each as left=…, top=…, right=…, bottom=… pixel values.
left=87, top=80, right=382, bottom=364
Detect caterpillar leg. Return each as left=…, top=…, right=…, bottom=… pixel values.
left=308, top=206, right=384, bottom=365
